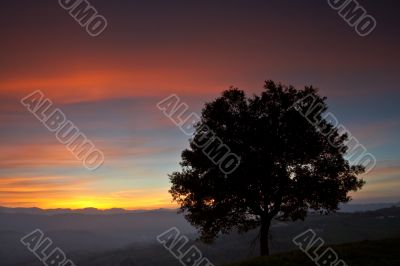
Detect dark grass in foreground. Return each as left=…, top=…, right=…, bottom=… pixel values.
left=226, top=238, right=400, bottom=266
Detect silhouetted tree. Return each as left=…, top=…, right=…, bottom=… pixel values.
left=169, top=80, right=365, bottom=256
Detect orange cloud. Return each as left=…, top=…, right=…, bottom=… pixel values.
left=0, top=67, right=226, bottom=104
left=0, top=143, right=80, bottom=169
left=0, top=135, right=178, bottom=170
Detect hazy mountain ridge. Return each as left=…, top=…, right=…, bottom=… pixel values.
left=338, top=202, right=400, bottom=212
left=1, top=201, right=399, bottom=216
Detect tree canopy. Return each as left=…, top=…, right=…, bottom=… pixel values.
left=169, top=80, right=365, bottom=256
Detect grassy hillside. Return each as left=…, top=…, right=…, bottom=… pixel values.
left=226, top=238, right=400, bottom=266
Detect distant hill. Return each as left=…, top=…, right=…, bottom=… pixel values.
left=1, top=201, right=398, bottom=216
left=338, top=202, right=400, bottom=212
left=225, top=238, right=400, bottom=266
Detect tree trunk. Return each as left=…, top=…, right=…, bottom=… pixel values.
left=260, top=219, right=271, bottom=256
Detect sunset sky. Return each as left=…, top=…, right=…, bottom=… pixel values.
left=1, top=0, right=399, bottom=209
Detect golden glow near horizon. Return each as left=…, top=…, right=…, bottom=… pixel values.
left=29, top=195, right=175, bottom=210
left=0, top=178, right=176, bottom=210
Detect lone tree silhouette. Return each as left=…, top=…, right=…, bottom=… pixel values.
left=169, top=80, right=365, bottom=256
